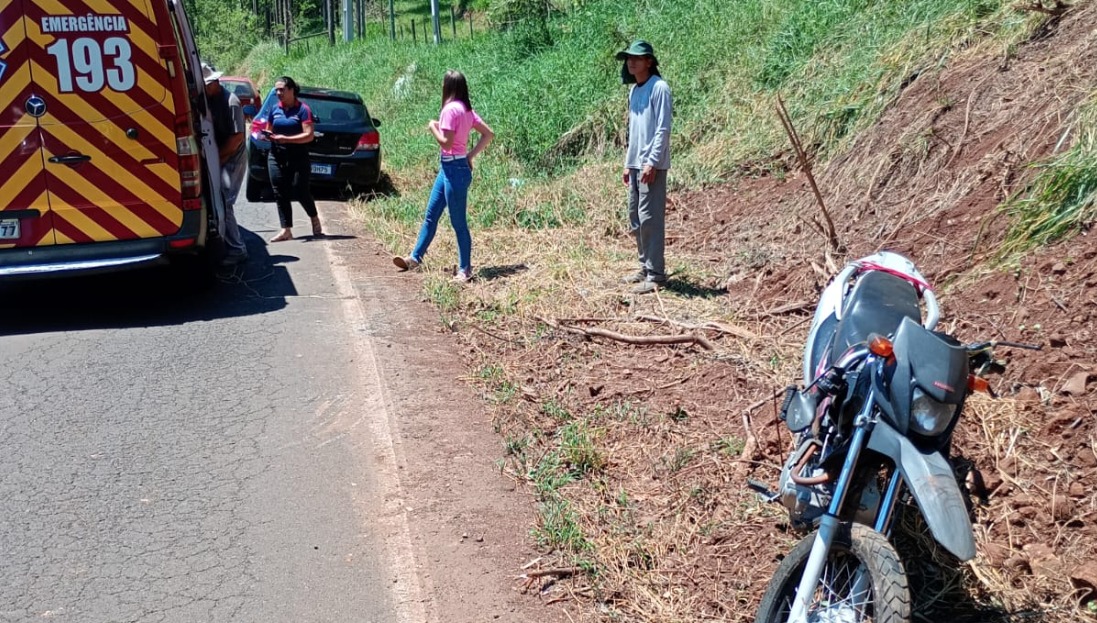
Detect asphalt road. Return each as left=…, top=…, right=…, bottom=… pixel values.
left=0, top=194, right=411, bottom=622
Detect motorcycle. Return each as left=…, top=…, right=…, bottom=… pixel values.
left=749, top=251, right=1037, bottom=623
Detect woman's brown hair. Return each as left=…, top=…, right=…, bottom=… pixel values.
left=441, top=70, right=472, bottom=111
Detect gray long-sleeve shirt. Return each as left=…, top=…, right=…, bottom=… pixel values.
left=625, top=76, right=672, bottom=170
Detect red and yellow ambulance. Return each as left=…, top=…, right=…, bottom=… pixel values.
left=0, top=0, right=222, bottom=279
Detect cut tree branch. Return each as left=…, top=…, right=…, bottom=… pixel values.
left=754, top=300, right=815, bottom=317
left=1016, top=0, right=1068, bottom=15
left=635, top=314, right=758, bottom=340
left=519, top=566, right=584, bottom=579
left=776, top=95, right=842, bottom=253
left=538, top=317, right=715, bottom=351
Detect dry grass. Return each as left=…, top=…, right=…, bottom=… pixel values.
left=342, top=7, right=1097, bottom=621
left=350, top=182, right=1094, bottom=623
left=350, top=172, right=1094, bottom=622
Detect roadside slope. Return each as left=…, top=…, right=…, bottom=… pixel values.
left=434, top=3, right=1097, bottom=622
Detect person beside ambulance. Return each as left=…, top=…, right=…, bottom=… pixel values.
left=202, top=62, right=249, bottom=265
left=266, top=76, right=323, bottom=243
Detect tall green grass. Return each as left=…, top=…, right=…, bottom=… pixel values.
left=240, top=0, right=1034, bottom=230
left=1001, top=96, right=1097, bottom=257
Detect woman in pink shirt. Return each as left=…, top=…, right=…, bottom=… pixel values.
left=394, top=70, right=494, bottom=282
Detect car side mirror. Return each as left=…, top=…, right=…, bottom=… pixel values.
left=243, top=104, right=257, bottom=117
left=371, top=118, right=381, bottom=127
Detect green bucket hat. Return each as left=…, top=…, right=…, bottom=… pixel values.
left=617, top=40, right=660, bottom=84
left=615, top=40, right=658, bottom=63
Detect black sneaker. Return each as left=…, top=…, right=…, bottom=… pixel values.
left=219, top=251, right=248, bottom=266
left=621, top=271, right=646, bottom=284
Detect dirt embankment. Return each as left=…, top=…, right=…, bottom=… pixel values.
left=459, top=5, right=1097, bottom=622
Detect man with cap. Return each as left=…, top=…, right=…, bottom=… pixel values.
left=203, top=62, right=249, bottom=265
left=617, top=40, right=672, bottom=294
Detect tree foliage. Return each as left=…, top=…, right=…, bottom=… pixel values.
left=183, top=0, right=265, bottom=69
left=182, top=0, right=327, bottom=70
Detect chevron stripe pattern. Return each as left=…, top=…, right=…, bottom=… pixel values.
left=0, top=0, right=184, bottom=250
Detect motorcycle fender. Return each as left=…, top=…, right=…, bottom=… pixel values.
left=867, top=420, right=976, bottom=561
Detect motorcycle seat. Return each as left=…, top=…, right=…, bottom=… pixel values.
left=830, top=270, right=921, bottom=361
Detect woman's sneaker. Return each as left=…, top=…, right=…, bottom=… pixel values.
left=454, top=268, right=473, bottom=283
left=393, top=256, right=419, bottom=271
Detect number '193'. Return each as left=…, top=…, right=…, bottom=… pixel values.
left=45, top=37, right=136, bottom=93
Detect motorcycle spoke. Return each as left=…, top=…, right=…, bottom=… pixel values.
left=806, top=556, right=874, bottom=621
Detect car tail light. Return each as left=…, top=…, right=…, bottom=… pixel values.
left=250, top=117, right=270, bottom=140
left=356, top=130, right=380, bottom=151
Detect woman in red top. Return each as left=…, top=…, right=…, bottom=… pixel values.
left=394, top=70, right=494, bottom=282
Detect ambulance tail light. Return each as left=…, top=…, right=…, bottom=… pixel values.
left=175, top=117, right=202, bottom=199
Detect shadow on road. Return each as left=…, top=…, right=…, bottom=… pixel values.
left=0, top=228, right=295, bottom=336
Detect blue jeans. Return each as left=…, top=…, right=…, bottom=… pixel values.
left=411, top=158, right=473, bottom=270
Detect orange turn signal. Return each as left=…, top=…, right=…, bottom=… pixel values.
left=968, top=375, right=990, bottom=393
left=868, top=335, right=894, bottom=358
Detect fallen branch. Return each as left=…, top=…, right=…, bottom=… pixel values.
left=470, top=323, right=523, bottom=344
left=539, top=316, right=715, bottom=351
left=623, top=374, right=693, bottom=396
left=742, top=388, right=787, bottom=462
left=755, top=300, right=815, bottom=317
left=635, top=313, right=758, bottom=340
left=1016, top=0, right=1068, bottom=15
left=520, top=566, right=584, bottom=579
left=581, top=326, right=715, bottom=351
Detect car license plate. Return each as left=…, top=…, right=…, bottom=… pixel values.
left=0, top=219, right=19, bottom=240
left=311, top=163, right=333, bottom=176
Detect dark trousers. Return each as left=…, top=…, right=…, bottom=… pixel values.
left=267, top=150, right=318, bottom=228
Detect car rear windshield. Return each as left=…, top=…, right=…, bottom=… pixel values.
left=300, top=97, right=368, bottom=125
left=223, top=81, right=255, bottom=97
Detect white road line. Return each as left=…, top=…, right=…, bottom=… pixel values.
left=321, top=238, right=434, bottom=623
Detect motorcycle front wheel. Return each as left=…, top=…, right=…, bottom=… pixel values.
left=755, top=523, right=911, bottom=623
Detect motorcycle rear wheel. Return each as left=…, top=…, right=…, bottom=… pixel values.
left=755, top=523, right=910, bottom=623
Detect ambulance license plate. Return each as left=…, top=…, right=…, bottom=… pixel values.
left=0, top=219, right=19, bottom=240
left=311, top=163, right=333, bottom=176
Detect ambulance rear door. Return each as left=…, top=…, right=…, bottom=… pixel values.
left=23, top=0, right=185, bottom=245
left=0, top=0, right=55, bottom=248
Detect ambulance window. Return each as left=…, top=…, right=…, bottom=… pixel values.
left=166, top=10, right=198, bottom=95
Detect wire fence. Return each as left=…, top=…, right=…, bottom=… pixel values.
left=283, top=3, right=476, bottom=54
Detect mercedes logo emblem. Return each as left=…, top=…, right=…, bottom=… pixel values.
left=25, top=96, right=47, bottom=118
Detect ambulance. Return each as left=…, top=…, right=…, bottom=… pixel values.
left=0, top=0, right=225, bottom=279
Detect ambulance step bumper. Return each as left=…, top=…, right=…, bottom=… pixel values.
left=0, top=253, right=165, bottom=278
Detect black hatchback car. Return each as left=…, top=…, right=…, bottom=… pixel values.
left=246, top=86, right=382, bottom=201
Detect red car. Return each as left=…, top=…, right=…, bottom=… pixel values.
left=219, top=75, right=261, bottom=121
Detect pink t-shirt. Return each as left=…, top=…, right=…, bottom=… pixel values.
left=438, top=100, right=482, bottom=157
